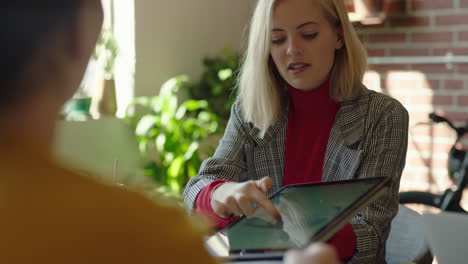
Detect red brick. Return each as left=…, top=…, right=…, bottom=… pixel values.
left=460, top=31, right=468, bottom=41
left=382, top=0, right=405, bottom=13
left=436, top=14, right=468, bottom=26
left=409, top=123, right=454, bottom=139
left=363, top=78, right=381, bottom=91
left=434, top=47, right=468, bottom=56
left=444, top=80, right=464, bottom=90
left=386, top=77, right=422, bottom=90
left=408, top=122, right=431, bottom=134
left=422, top=79, right=441, bottom=90
left=391, top=94, right=410, bottom=106
left=411, top=95, right=453, bottom=106
left=412, top=0, right=453, bottom=10
left=411, top=64, right=455, bottom=74
left=436, top=111, right=468, bottom=122
left=459, top=64, right=468, bottom=74
left=401, top=168, right=438, bottom=181
left=399, top=78, right=425, bottom=88
left=366, top=48, right=386, bottom=57
left=368, top=33, right=407, bottom=43
left=435, top=95, right=453, bottom=106
left=389, top=48, right=429, bottom=56
left=462, top=0, right=468, bottom=8
left=388, top=16, right=430, bottom=27
left=428, top=123, right=457, bottom=139
left=458, top=96, right=468, bottom=106
left=411, top=32, right=453, bottom=43
left=408, top=157, right=447, bottom=170
left=408, top=139, right=452, bottom=154
left=358, top=33, right=369, bottom=44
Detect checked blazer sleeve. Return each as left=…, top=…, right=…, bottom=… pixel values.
left=183, top=101, right=249, bottom=212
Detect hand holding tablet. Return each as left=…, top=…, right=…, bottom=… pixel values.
left=211, top=176, right=282, bottom=221
left=205, top=177, right=391, bottom=261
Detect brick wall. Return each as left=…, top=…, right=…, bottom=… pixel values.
left=355, top=0, right=468, bottom=210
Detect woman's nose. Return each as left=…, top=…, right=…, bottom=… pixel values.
left=286, top=39, right=303, bottom=57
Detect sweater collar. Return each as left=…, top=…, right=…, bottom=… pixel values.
left=287, top=80, right=337, bottom=113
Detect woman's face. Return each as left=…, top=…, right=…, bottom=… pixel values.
left=270, top=0, right=343, bottom=91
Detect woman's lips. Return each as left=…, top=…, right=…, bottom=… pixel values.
left=288, top=63, right=310, bottom=75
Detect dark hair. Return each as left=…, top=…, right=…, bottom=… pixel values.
left=0, top=1, right=82, bottom=108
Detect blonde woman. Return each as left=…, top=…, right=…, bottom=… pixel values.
left=183, top=0, right=409, bottom=263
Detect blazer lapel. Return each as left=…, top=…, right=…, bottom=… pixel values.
left=247, top=102, right=289, bottom=191
left=323, top=88, right=371, bottom=181
left=334, top=88, right=370, bottom=148
left=248, top=103, right=289, bottom=147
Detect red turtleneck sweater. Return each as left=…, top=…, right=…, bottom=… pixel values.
left=283, top=81, right=337, bottom=184
left=195, top=81, right=356, bottom=261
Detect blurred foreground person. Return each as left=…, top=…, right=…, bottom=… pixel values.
left=0, top=1, right=216, bottom=263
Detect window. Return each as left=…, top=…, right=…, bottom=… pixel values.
left=80, top=0, right=135, bottom=118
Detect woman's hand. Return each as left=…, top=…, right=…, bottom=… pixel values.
left=210, top=177, right=281, bottom=221
left=284, top=243, right=340, bottom=264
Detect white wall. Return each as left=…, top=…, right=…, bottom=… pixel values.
left=114, top=0, right=136, bottom=116
left=134, top=0, right=253, bottom=97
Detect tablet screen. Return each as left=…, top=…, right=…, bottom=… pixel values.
left=205, top=177, right=388, bottom=257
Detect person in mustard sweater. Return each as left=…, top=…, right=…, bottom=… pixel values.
left=0, top=1, right=216, bottom=263
left=0, top=1, right=339, bottom=264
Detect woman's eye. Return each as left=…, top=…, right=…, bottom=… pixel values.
left=303, top=33, right=318, bottom=39
left=272, top=38, right=285, bottom=44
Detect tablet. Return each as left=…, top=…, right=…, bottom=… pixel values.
left=205, top=177, right=391, bottom=261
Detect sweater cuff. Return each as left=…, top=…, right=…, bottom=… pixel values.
left=195, top=180, right=238, bottom=228
left=328, top=223, right=356, bottom=261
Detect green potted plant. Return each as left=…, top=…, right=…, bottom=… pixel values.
left=125, top=75, right=220, bottom=197
left=188, top=47, right=240, bottom=131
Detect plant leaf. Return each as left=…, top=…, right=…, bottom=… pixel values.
left=184, top=142, right=199, bottom=161
left=218, top=68, right=233, bottom=81
left=168, top=156, right=184, bottom=179
left=135, top=115, right=158, bottom=137
left=156, top=134, right=166, bottom=152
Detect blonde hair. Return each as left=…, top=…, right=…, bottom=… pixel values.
left=237, top=0, right=367, bottom=134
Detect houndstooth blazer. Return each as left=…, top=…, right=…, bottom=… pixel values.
left=183, top=86, right=409, bottom=264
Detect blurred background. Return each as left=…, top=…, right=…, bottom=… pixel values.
left=58, top=0, right=468, bottom=212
